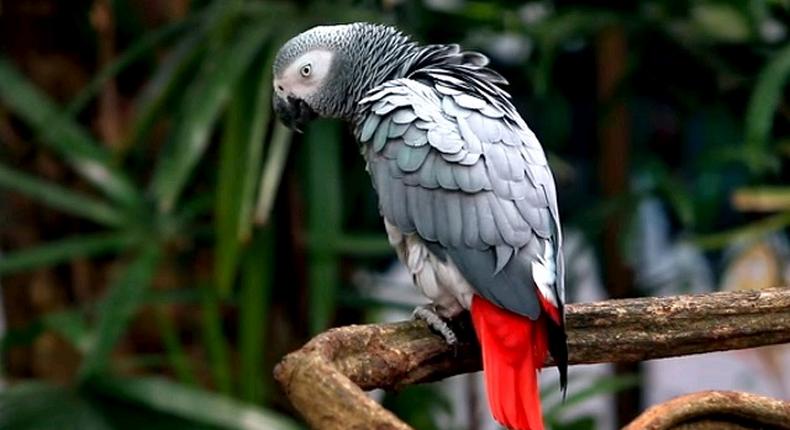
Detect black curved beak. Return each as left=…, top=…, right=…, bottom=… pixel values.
left=273, top=94, right=316, bottom=133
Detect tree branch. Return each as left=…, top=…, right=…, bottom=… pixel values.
left=274, top=289, right=790, bottom=430
left=623, top=390, right=790, bottom=429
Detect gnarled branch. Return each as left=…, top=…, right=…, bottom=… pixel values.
left=624, top=390, right=790, bottom=429
left=274, top=289, right=790, bottom=430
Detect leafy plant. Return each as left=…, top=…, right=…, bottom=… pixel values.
left=0, top=0, right=376, bottom=427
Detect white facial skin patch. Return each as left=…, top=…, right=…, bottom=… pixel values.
left=273, top=50, right=334, bottom=101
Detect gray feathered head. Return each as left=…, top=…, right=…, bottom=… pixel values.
left=272, top=23, right=416, bottom=130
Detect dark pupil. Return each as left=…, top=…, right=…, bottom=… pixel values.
left=302, top=66, right=310, bottom=75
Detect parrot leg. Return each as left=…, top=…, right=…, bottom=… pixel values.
left=412, top=305, right=458, bottom=345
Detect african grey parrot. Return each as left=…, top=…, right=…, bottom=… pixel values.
left=272, top=23, right=567, bottom=430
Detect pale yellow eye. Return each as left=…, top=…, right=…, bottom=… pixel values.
left=300, top=64, right=312, bottom=77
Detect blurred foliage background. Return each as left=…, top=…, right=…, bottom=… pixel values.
left=0, top=0, right=788, bottom=429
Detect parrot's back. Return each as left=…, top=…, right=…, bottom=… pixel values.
left=356, top=46, right=567, bottom=430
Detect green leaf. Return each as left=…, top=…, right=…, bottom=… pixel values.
left=691, top=4, right=751, bottom=42
left=381, top=385, right=452, bottom=430
left=744, top=43, right=790, bottom=164
left=305, top=120, right=343, bottom=334
left=66, top=16, right=196, bottom=116
left=0, top=382, right=112, bottom=430
left=331, top=234, right=394, bottom=256
left=0, top=163, right=125, bottom=227
left=123, top=22, right=209, bottom=151
left=214, top=46, right=274, bottom=295
left=544, top=373, right=640, bottom=422
left=238, top=227, right=275, bottom=403
left=79, top=245, right=162, bottom=381
left=551, top=416, right=596, bottom=430
left=200, top=287, right=232, bottom=394
left=0, top=381, right=222, bottom=430
left=253, top=123, right=292, bottom=226
left=149, top=24, right=270, bottom=212
left=0, top=57, right=140, bottom=207
left=238, top=47, right=280, bottom=242
left=692, top=211, right=790, bottom=249
left=155, top=305, right=196, bottom=386
left=42, top=310, right=93, bottom=353
left=0, top=232, right=137, bottom=276
left=91, top=376, right=301, bottom=430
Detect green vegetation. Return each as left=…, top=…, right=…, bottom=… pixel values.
left=0, top=1, right=787, bottom=429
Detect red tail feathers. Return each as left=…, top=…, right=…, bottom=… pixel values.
left=470, top=295, right=553, bottom=430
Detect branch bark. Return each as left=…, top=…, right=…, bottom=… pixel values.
left=624, top=390, right=790, bottom=429
left=274, top=289, right=790, bottom=430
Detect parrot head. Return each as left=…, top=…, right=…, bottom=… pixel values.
left=273, top=23, right=417, bottom=131
left=272, top=24, right=353, bottom=132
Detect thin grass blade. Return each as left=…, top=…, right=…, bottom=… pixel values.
left=0, top=57, right=139, bottom=206
left=66, top=16, right=196, bottom=116
left=0, top=232, right=137, bottom=276
left=0, top=163, right=125, bottom=227
left=123, top=24, right=208, bottom=152
left=238, top=46, right=279, bottom=242
left=253, top=123, right=292, bottom=226
left=149, top=24, right=269, bottom=212
left=155, top=304, right=197, bottom=386
left=238, top=226, right=274, bottom=403
left=214, top=42, right=273, bottom=296
left=544, top=373, right=640, bottom=422
left=744, top=39, right=790, bottom=161
left=305, top=120, right=342, bottom=334
left=692, top=211, right=790, bottom=249
left=200, top=286, right=232, bottom=394
left=78, top=244, right=162, bottom=381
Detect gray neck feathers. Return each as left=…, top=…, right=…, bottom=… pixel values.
left=281, top=23, right=494, bottom=121
left=326, top=24, right=419, bottom=120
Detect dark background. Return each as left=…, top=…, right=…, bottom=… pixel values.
left=0, top=1, right=788, bottom=429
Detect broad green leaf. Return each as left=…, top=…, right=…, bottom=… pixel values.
left=745, top=43, right=790, bottom=163
left=0, top=163, right=125, bottom=227
left=0, top=232, right=137, bottom=276
left=238, top=227, right=274, bottom=403
left=79, top=245, right=162, bottom=381
left=0, top=381, right=218, bottom=430
left=91, top=376, right=300, bottom=430
left=0, top=57, right=139, bottom=207
left=0, top=382, right=112, bottom=430
left=253, top=123, right=292, bottom=226
left=149, top=24, right=270, bottom=212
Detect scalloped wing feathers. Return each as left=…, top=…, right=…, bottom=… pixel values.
left=357, top=76, right=563, bottom=320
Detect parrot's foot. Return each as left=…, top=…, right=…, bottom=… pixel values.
left=412, top=305, right=458, bottom=345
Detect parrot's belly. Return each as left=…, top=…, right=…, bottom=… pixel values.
left=384, top=219, right=474, bottom=318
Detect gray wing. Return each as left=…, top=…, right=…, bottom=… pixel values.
left=358, top=78, right=563, bottom=320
